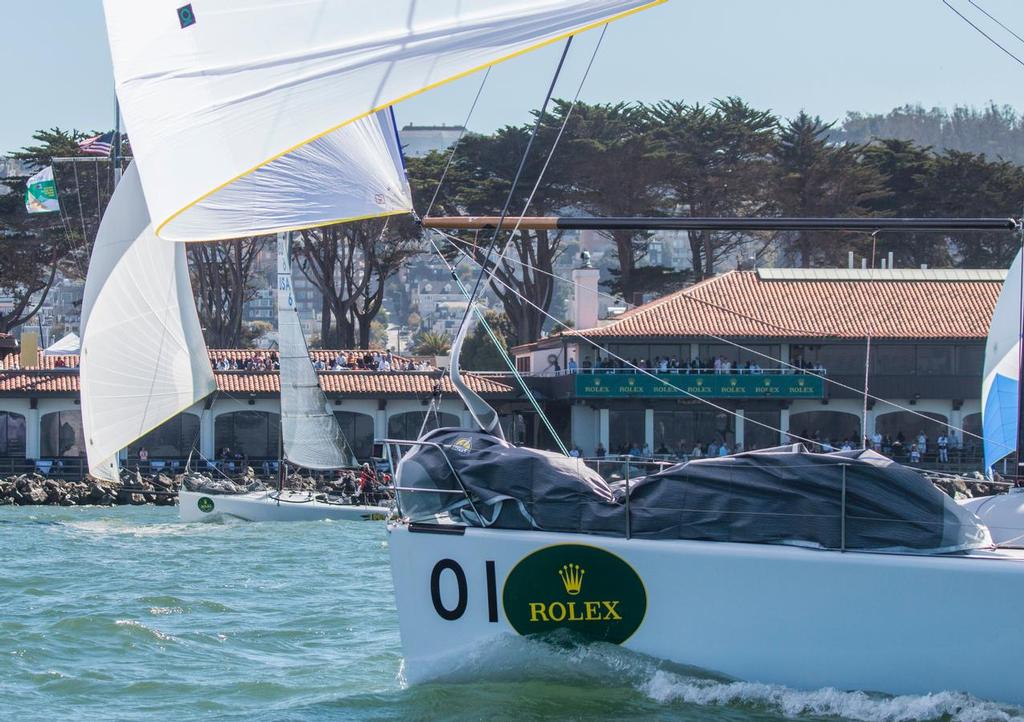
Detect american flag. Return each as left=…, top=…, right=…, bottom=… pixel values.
left=77, top=131, right=115, bottom=156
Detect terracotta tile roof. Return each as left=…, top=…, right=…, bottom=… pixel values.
left=0, top=368, right=512, bottom=397
left=579, top=270, right=1000, bottom=340
left=0, top=371, right=80, bottom=393
left=215, top=370, right=512, bottom=396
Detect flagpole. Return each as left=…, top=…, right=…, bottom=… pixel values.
left=112, top=97, right=122, bottom=186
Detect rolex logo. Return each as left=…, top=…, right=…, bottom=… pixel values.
left=558, top=563, right=585, bottom=595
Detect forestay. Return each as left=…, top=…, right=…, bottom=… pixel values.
left=101, top=0, right=663, bottom=241
left=276, top=233, right=353, bottom=469
left=982, top=250, right=1021, bottom=471
left=80, top=163, right=216, bottom=481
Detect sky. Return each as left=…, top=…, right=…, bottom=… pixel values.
left=3, top=0, right=1024, bottom=155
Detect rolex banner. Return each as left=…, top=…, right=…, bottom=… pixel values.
left=24, top=166, right=59, bottom=214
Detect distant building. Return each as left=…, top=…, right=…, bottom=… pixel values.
left=399, top=124, right=465, bottom=157
left=512, top=267, right=1002, bottom=471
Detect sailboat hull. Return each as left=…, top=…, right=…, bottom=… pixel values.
left=388, top=523, right=1024, bottom=705
left=961, top=490, right=1024, bottom=546
left=179, top=489, right=389, bottom=522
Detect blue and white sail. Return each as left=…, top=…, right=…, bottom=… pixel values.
left=982, top=250, right=1022, bottom=471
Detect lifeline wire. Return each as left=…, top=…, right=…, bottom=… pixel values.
left=435, top=228, right=1001, bottom=452
left=968, top=0, right=1024, bottom=46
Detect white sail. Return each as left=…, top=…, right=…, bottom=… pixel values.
left=276, top=233, right=352, bottom=469
left=102, top=0, right=662, bottom=241
left=80, top=163, right=216, bottom=481
left=982, top=250, right=1022, bottom=470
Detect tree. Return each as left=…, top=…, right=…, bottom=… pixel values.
left=773, top=113, right=886, bottom=267
left=460, top=310, right=513, bottom=371
left=648, top=98, right=779, bottom=281
left=295, top=217, right=420, bottom=349
left=188, top=237, right=268, bottom=347
left=557, top=101, right=675, bottom=301
left=412, top=330, right=452, bottom=355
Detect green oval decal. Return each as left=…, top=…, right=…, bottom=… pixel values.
left=197, top=496, right=215, bottom=513
left=502, top=544, right=646, bottom=644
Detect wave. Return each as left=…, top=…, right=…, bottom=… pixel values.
left=412, top=633, right=1024, bottom=722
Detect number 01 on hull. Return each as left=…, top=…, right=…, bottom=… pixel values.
left=387, top=523, right=1024, bottom=705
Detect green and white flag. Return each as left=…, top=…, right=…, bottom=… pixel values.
left=24, top=166, right=60, bottom=214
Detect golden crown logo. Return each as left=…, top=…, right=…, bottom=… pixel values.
left=797, top=379, right=805, bottom=387
left=696, top=378, right=703, bottom=386
left=730, top=378, right=738, bottom=386
left=558, top=563, right=585, bottom=596
left=627, top=378, right=636, bottom=386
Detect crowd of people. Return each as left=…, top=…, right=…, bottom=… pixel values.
left=311, top=350, right=431, bottom=372
left=211, top=349, right=432, bottom=372
left=563, top=356, right=825, bottom=376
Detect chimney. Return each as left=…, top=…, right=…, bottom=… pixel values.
left=848, top=251, right=854, bottom=269
left=571, top=262, right=601, bottom=330
left=888, top=251, right=894, bottom=269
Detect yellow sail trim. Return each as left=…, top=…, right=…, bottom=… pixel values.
left=156, top=0, right=667, bottom=240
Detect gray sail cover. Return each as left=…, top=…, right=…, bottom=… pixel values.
left=397, top=432, right=991, bottom=553
left=277, top=234, right=352, bottom=469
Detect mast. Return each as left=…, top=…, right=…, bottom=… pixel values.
left=422, top=216, right=1020, bottom=232
left=1016, top=215, right=1024, bottom=478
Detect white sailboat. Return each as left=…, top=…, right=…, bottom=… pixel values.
left=960, top=249, right=1024, bottom=545
left=178, top=229, right=393, bottom=522
left=99, top=0, right=1024, bottom=707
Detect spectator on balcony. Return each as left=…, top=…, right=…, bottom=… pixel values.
left=595, top=442, right=606, bottom=458
left=567, top=357, right=578, bottom=374
left=937, top=433, right=949, bottom=463
left=690, top=442, right=703, bottom=459
left=569, top=444, right=582, bottom=458
left=871, top=431, right=882, bottom=451
left=581, top=357, right=593, bottom=374
left=917, top=431, right=928, bottom=456
left=909, top=444, right=921, bottom=463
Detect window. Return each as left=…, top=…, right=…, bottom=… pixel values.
left=214, top=411, right=281, bottom=459
left=788, top=411, right=860, bottom=448
left=41, top=410, right=84, bottom=457
left=333, top=411, right=375, bottom=460
left=816, top=345, right=867, bottom=374
left=387, top=411, right=460, bottom=441
left=515, top=356, right=531, bottom=373
left=871, top=345, right=915, bottom=374
left=609, top=410, right=645, bottom=455
left=956, top=346, right=984, bottom=376
left=653, top=410, right=730, bottom=454
left=129, top=414, right=200, bottom=458
left=0, top=412, right=26, bottom=457
left=744, top=410, right=781, bottom=451
left=916, top=345, right=954, bottom=375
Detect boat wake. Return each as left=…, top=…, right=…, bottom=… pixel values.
left=409, top=634, right=1024, bottom=722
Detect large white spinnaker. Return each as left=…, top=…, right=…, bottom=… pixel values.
left=276, top=232, right=353, bottom=469
left=80, top=163, right=216, bottom=481
left=982, top=250, right=1022, bottom=471
left=101, top=0, right=663, bottom=241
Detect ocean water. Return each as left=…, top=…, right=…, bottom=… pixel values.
left=1, top=506, right=1022, bottom=722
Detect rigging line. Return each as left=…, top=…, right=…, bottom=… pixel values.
left=67, top=160, right=92, bottom=279
left=424, top=66, right=492, bottom=219
left=456, top=36, right=574, bottom=334
left=942, top=0, right=1024, bottom=68
left=427, top=233, right=569, bottom=454
left=435, top=228, right=1002, bottom=450
left=506, top=24, right=608, bottom=243
left=968, top=0, right=1024, bottom=46
left=440, top=234, right=818, bottom=448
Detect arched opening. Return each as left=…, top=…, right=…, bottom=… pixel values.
left=387, top=411, right=460, bottom=441
left=214, top=411, right=281, bottom=461
left=961, top=413, right=982, bottom=461
left=41, top=410, right=84, bottom=457
left=128, top=413, right=200, bottom=460
left=333, top=411, right=375, bottom=460
left=789, top=410, right=860, bottom=451
left=874, top=411, right=948, bottom=461
left=652, top=409, right=734, bottom=457
left=0, top=411, right=26, bottom=457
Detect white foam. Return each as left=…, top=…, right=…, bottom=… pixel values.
left=642, top=669, right=1024, bottom=722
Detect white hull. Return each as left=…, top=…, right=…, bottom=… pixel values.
left=962, top=490, right=1024, bottom=546
left=388, top=524, right=1024, bottom=705
left=179, top=489, right=389, bottom=522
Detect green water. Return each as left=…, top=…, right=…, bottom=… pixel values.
left=1, top=506, right=1021, bottom=722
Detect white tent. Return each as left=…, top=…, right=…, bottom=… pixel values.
left=44, top=332, right=80, bottom=356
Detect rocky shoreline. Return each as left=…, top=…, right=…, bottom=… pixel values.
left=0, top=468, right=385, bottom=507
